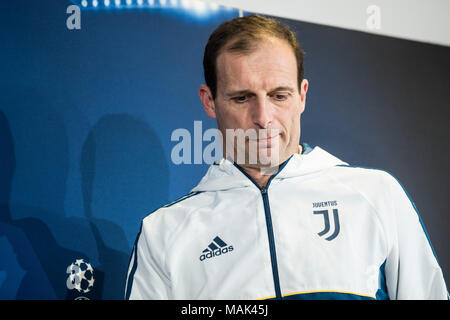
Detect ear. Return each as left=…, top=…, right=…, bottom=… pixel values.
left=299, top=78, right=309, bottom=114
left=199, top=85, right=217, bottom=119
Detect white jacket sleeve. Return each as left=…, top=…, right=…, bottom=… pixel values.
left=125, top=221, right=171, bottom=300
left=383, top=173, right=448, bottom=300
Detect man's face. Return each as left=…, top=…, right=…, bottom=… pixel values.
left=200, top=37, right=308, bottom=169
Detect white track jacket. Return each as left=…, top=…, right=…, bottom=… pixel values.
left=125, top=144, right=448, bottom=300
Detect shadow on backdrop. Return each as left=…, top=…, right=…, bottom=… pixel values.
left=81, top=114, right=169, bottom=299
left=0, top=110, right=50, bottom=299
left=0, top=109, right=58, bottom=299
left=0, top=85, right=98, bottom=299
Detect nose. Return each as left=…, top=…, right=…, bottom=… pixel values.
left=252, top=95, right=272, bottom=129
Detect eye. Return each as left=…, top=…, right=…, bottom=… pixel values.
left=271, top=93, right=289, bottom=101
left=232, top=95, right=248, bottom=103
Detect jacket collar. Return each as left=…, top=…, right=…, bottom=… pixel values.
left=191, top=143, right=347, bottom=192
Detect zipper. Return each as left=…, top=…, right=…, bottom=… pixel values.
left=232, top=157, right=294, bottom=300
left=260, top=187, right=282, bottom=299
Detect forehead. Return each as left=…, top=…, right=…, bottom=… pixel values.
left=216, top=38, right=298, bottom=92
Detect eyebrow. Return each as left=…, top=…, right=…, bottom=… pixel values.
left=268, top=86, right=295, bottom=94
left=225, top=89, right=253, bottom=98
left=225, top=86, right=295, bottom=97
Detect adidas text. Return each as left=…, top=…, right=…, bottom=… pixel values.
left=199, top=246, right=234, bottom=261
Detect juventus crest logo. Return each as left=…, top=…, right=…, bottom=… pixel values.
left=313, top=209, right=340, bottom=241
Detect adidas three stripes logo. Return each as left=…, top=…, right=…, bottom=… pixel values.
left=199, top=236, right=234, bottom=261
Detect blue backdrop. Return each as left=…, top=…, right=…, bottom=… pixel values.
left=1, top=0, right=449, bottom=299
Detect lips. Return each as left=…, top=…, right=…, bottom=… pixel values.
left=252, top=134, right=278, bottom=142
left=257, top=133, right=279, bottom=141
left=248, top=132, right=280, bottom=147
left=248, top=129, right=280, bottom=140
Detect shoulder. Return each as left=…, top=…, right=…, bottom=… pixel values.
left=329, top=164, right=401, bottom=188
left=161, top=191, right=205, bottom=209
left=140, top=191, right=211, bottom=241
left=328, top=164, right=418, bottom=223
left=143, top=190, right=206, bottom=222
left=327, top=164, right=411, bottom=212
left=328, top=164, right=417, bottom=238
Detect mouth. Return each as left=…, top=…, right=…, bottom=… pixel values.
left=248, top=132, right=280, bottom=146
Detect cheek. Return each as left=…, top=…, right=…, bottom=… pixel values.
left=282, top=118, right=298, bottom=140
left=280, top=106, right=301, bottom=136
left=216, top=106, right=250, bottom=130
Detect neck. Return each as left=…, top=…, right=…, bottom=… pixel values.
left=240, top=165, right=272, bottom=188
left=238, top=145, right=302, bottom=188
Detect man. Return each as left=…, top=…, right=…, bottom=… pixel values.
left=125, top=15, right=447, bottom=300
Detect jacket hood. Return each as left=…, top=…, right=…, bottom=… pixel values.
left=191, top=143, right=348, bottom=193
